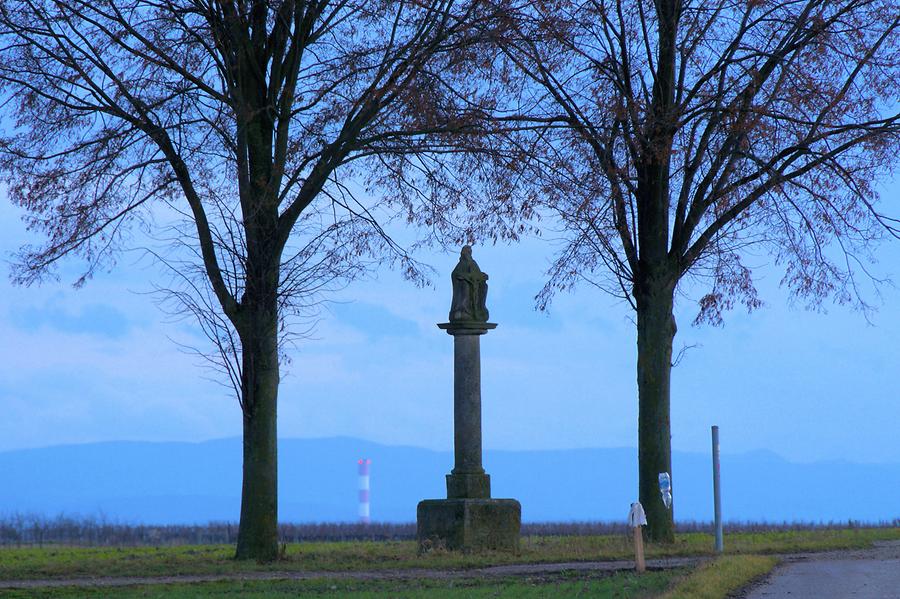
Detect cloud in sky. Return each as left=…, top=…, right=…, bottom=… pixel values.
left=9, top=300, right=133, bottom=338
left=327, top=301, right=420, bottom=341
left=2, top=182, right=900, bottom=464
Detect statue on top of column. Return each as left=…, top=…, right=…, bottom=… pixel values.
left=449, top=245, right=489, bottom=323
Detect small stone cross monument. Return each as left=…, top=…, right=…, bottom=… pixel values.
left=416, top=246, right=521, bottom=552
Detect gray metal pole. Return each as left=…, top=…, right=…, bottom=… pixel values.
left=712, top=425, right=723, bottom=553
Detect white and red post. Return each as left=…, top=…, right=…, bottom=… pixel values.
left=358, top=458, right=371, bottom=524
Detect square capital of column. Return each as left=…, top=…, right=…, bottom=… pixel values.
left=438, top=322, right=497, bottom=336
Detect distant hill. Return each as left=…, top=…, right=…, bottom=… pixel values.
left=1, top=437, right=897, bottom=524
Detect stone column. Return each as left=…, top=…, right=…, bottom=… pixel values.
left=417, top=247, right=520, bottom=553
left=441, top=323, right=495, bottom=499
left=454, top=333, right=483, bottom=471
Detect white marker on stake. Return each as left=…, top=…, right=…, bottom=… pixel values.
left=628, top=502, right=648, bottom=573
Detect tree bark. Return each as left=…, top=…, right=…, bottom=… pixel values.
left=234, top=303, right=280, bottom=561
left=636, top=282, right=677, bottom=543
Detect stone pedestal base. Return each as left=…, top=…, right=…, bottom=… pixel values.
left=417, top=498, right=521, bottom=553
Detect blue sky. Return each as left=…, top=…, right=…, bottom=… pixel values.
left=2, top=180, right=900, bottom=464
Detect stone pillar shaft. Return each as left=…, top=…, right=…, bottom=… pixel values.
left=452, top=332, right=483, bottom=474
left=439, top=323, right=494, bottom=499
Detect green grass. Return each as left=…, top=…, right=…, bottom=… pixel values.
left=1, top=571, right=679, bottom=598
left=0, top=556, right=781, bottom=599
left=0, top=526, right=894, bottom=581
left=661, top=555, right=778, bottom=599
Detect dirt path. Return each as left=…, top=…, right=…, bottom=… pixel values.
left=0, top=556, right=702, bottom=590
left=741, top=541, right=900, bottom=599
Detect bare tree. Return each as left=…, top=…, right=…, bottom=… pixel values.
left=0, top=0, right=499, bottom=560
left=480, top=0, right=900, bottom=540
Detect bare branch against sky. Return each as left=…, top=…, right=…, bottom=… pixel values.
left=0, top=0, right=506, bottom=560
left=470, top=0, right=900, bottom=540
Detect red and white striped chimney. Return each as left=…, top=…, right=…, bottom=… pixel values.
left=358, top=458, right=371, bottom=524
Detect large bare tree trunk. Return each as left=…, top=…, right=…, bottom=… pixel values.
left=235, top=302, right=280, bottom=561
left=636, top=282, right=677, bottom=543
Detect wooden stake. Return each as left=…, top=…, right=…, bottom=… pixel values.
left=633, top=526, right=646, bottom=573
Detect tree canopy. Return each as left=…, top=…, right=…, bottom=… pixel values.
left=0, top=0, right=502, bottom=559
left=475, top=0, right=900, bottom=538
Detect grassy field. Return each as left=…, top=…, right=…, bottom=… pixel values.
left=0, top=571, right=678, bottom=598
left=0, top=526, right=895, bottom=581
left=661, top=556, right=778, bottom=599
left=0, top=527, right=886, bottom=597
left=0, top=556, right=783, bottom=599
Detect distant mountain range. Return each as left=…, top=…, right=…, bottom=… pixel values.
left=1, top=437, right=897, bottom=524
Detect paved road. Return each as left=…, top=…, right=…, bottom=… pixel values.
left=744, top=541, right=900, bottom=599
